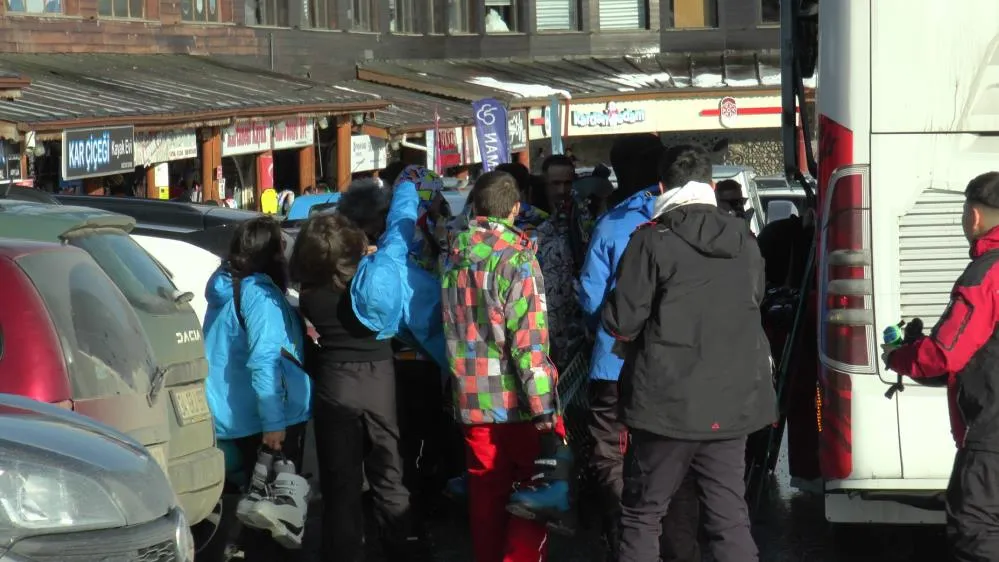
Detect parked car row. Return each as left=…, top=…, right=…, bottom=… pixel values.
left=0, top=191, right=227, bottom=558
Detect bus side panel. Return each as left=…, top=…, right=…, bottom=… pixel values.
left=870, top=133, right=999, bottom=479
left=871, top=0, right=999, bottom=134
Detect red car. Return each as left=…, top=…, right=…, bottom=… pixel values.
left=0, top=239, right=170, bottom=464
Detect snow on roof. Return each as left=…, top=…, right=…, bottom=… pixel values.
left=466, top=76, right=572, bottom=99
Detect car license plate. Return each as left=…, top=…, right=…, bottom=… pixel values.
left=147, top=444, right=169, bottom=477
left=170, top=386, right=212, bottom=426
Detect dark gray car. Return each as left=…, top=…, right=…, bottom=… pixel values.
left=0, top=393, right=192, bottom=562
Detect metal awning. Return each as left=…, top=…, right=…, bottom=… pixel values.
left=335, top=80, right=473, bottom=136
left=0, top=54, right=387, bottom=134
left=0, top=69, right=28, bottom=102
left=357, top=52, right=793, bottom=105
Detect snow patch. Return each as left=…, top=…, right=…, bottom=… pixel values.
left=467, top=76, right=572, bottom=99
left=692, top=72, right=725, bottom=88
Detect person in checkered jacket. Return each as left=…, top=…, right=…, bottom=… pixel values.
left=441, top=170, right=571, bottom=562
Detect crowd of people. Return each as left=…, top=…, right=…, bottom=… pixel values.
left=199, top=132, right=781, bottom=562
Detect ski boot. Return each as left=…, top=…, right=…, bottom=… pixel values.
left=506, top=433, right=576, bottom=535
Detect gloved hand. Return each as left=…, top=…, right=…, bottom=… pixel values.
left=880, top=341, right=901, bottom=367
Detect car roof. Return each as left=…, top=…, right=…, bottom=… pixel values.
left=54, top=195, right=261, bottom=229
left=1, top=186, right=62, bottom=204
left=287, top=193, right=342, bottom=220
left=0, top=237, right=81, bottom=260
left=712, top=164, right=755, bottom=178
left=0, top=200, right=135, bottom=241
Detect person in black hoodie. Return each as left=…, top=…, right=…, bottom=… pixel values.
left=602, top=145, right=777, bottom=562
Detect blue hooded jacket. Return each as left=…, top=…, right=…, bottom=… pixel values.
left=350, top=179, right=448, bottom=368
left=203, top=270, right=312, bottom=440
left=578, top=186, right=659, bottom=381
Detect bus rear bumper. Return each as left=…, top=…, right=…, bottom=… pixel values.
left=825, top=489, right=946, bottom=525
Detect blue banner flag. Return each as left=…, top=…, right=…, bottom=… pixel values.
left=472, top=98, right=510, bottom=172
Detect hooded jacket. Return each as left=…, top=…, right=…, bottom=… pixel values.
left=203, top=270, right=312, bottom=440
left=601, top=182, right=777, bottom=440
left=350, top=172, right=447, bottom=368
left=578, top=185, right=659, bottom=381
left=441, top=217, right=558, bottom=425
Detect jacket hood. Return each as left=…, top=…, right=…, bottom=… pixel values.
left=653, top=182, right=747, bottom=258
left=206, top=268, right=280, bottom=307
left=612, top=184, right=659, bottom=221
left=972, top=224, right=999, bottom=258
left=206, top=268, right=235, bottom=308
left=449, top=217, right=534, bottom=267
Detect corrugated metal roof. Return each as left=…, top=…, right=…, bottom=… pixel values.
left=0, top=54, right=384, bottom=130
left=335, top=80, right=473, bottom=134
left=358, top=52, right=784, bottom=103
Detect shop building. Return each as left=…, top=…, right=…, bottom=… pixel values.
left=0, top=54, right=385, bottom=206
left=356, top=52, right=812, bottom=176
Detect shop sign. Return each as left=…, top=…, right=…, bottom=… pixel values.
left=222, top=122, right=272, bottom=157
left=570, top=101, right=647, bottom=130
left=436, top=127, right=462, bottom=169
left=62, top=125, right=135, bottom=181
left=462, top=127, right=480, bottom=165
left=507, top=109, right=528, bottom=152
left=718, top=97, right=739, bottom=128
left=350, top=135, right=388, bottom=172
left=528, top=105, right=552, bottom=140
left=134, top=130, right=198, bottom=167
left=0, top=139, right=20, bottom=184
left=272, top=117, right=315, bottom=151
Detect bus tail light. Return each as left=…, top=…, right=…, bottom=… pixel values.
left=815, top=115, right=875, bottom=481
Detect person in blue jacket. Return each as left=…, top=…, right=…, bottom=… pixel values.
left=292, top=174, right=440, bottom=560
left=202, top=216, right=312, bottom=560
left=578, top=136, right=701, bottom=562
left=348, top=165, right=448, bottom=369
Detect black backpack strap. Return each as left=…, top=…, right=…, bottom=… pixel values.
left=233, top=275, right=247, bottom=332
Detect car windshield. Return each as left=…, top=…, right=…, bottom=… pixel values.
left=66, top=229, right=181, bottom=314
left=16, top=250, right=155, bottom=398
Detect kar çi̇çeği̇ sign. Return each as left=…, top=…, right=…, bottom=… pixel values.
left=62, top=126, right=135, bottom=180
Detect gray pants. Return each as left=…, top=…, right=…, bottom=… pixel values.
left=619, top=430, right=758, bottom=562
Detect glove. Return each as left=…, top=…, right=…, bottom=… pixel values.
left=880, top=341, right=901, bottom=367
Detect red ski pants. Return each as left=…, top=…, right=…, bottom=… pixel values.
left=464, top=421, right=551, bottom=562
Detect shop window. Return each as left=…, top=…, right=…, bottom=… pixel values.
left=351, top=0, right=377, bottom=31
left=308, top=0, right=336, bottom=28
left=484, top=0, right=519, bottom=33
left=448, top=0, right=473, bottom=33
left=97, top=0, right=144, bottom=18
left=536, top=0, right=579, bottom=31
left=761, top=0, right=779, bottom=23
left=389, top=0, right=419, bottom=33
left=245, top=0, right=289, bottom=26
left=599, top=0, right=648, bottom=30
left=4, top=0, right=61, bottom=13
left=663, top=0, right=718, bottom=29
left=429, top=0, right=443, bottom=33
left=181, top=0, right=220, bottom=22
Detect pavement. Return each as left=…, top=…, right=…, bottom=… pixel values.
left=281, top=428, right=950, bottom=562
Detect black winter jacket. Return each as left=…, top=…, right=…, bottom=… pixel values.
left=601, top=204, right=777, bottom=440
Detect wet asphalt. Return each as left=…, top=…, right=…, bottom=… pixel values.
left=291, top=432, right=950, bottom=562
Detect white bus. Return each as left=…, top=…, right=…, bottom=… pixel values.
left=807, top=0, right=999, bottom=525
